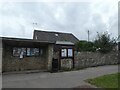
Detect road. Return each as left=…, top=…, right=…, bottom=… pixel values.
left=2, top=65, right=118, bottom=88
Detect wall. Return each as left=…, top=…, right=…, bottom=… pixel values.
left=0, top=40, right=2, bottom=73
left=2, top=45, right=48, bottom=72
left=47, top=44, right=54, bottom=71
left=53, top=45, right=74, bottom=70
left=0, top=40, right=2, bottom=90
left=75, top=51, right=119, bottom=69
left=61, top=59, right=73, bottom=69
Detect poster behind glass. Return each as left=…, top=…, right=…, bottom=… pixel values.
left=68, top=49, right=73, bottom=57
left=13, top=48, right=26, bottom=57
left=61, top=49, right=67, bottom=57
left=13, top=47, right=21, bottom=56
left=27, top=48, right=39, bottom=56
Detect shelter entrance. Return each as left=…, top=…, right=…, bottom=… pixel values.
left=52, top=58, right=59, bottom=72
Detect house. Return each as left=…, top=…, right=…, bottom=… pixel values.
left=2, top=30, right=79, bottom=72
left=118, top=35, right=120, bottom=51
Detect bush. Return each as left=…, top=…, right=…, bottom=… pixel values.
left=75, top=32, right=116, bottom=53
left=94, top=32, right=116, bottom=53
left=75, top=40, right=96, bottom=52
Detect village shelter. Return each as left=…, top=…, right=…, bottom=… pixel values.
left=1, top=30, right=79, bottom=72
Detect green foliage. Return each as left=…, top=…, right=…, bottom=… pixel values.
left=75, top=32, right=116, bottom=53
left=94, top=32, right=116, bottom=53
left=75, top=40, right=95, bottom=52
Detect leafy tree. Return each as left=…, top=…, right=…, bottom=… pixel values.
left=75, top=32, right=116, bottom=53
left=75, top=40, right=95, bottom=52
left=94, top=32, right=116, bottom=53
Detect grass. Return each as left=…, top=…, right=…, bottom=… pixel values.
left=85, top=73, right=120, bottom=88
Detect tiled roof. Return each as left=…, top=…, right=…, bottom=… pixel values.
left=33, top=30, right=79, bottom=44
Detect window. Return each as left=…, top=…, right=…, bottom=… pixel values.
left=13, top=47, right=21, bottom=56
left=40, top=49, right=43, bottom=55
left=13, top=47, right=40, bottom=57
left=61, top=49, right=67, bottom=57
left=68, top=49, right=73, bottom=57
left=22, top=48, right=26, bottom=56
left=13, top=48, right=26, bottom=57
left=34, top=48, right=40, bottom=56
left=61, top=48, right=73, bottom=58
left=27, top=48, right=40, bottom=56
left=27, top=48, right=31, bottom=56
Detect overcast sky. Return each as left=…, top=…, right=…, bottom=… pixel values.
left=0, top=0, right=119, bottom=41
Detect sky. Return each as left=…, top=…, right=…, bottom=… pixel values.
left=0, top=0, right=119, bottom=41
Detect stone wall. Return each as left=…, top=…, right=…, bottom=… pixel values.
left=0, top=40, right=2, bottom=73
left=61, top=58, right=73, bottom=69
left=53, top=48, right=73, bottom=70
left=2, top=45, right=48, bottom=72
left=47, top=44, right=54, bottom=71
left=75, top=51, right=119, bottom=69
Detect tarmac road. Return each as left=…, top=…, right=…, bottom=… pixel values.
left=2, top=65, right=118, bottom=88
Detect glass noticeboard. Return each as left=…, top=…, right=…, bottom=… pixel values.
left=68, top=49, right=73, bottom=57
left=13, top=48, right=26, bottom=57
left=13, top=47, right=40, bottom=57
left=61, top=49, right=67, bottom=57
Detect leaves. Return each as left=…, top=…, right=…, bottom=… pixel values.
left=75, top=32, right=116, bottom=53
left=75, top=40, right=95, bottom=52
left=94, top=32, right=116, bottom=53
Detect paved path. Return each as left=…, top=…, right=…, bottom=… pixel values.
left=2, top=65, right=118, bottom=88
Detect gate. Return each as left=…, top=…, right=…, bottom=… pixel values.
left=52, top=58, right=58, bottom=72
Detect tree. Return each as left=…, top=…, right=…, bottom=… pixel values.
left=75, top=40, right=95, bottom=52
left=94, top=32, right=116, bottom=53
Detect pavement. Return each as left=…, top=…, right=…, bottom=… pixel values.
left=2, top=65, right=118, bottom=88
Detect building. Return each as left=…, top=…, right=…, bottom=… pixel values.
left=118, top=35, right=120, bottom=51
left=2, top=30, right=79, bottom=72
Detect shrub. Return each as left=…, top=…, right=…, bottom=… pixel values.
left=75, top=40, right=96, bottom=52
left=94, top=32, right=116, bottom=53
left=75, top=32, right=116, bottom=53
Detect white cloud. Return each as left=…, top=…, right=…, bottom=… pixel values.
left=0, top=0, right=118, bottom=40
